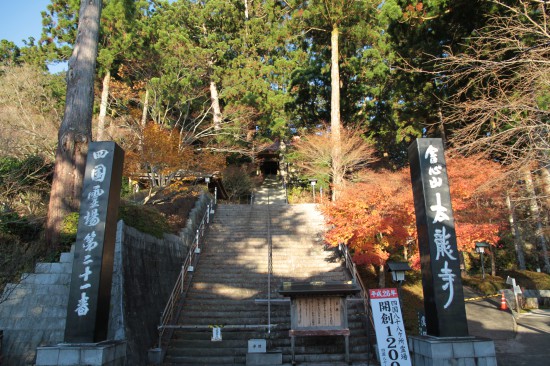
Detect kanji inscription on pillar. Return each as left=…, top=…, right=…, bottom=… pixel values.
left=65, top=142, right=124, bottom=343
left=408, top=138, right=468, bottom=337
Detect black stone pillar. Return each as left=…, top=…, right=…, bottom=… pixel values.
left=65, top=142, right=124, bottom=343
left=408, top=138, right=468, bottom=337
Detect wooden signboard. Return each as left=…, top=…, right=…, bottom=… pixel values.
left=294, top=297, right=343, bottom=329
left=279, top=281, right=360, bottom=365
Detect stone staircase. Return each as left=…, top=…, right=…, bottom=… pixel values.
left=0, top=249, right=73, bottom=365
left=162, top=203, right=374, bottom=365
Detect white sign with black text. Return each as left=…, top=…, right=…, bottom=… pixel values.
left=370, top=288, right=412, bottom=366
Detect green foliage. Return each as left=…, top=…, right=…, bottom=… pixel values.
left=118, top=201, right=170, bottom=238
left=0, top=231, right=48, bottom=293
left=464, top=270, right=550, bottom=296
left=0, top=211, right=41, bottom=242
left=0, top=156, right=52, bottom=229
left=0, top=155, right=51, bottom=188
left=502, top=270, right=550, bottom=291
left=0, top=155, right=51, bottom=252
left=222, top=166, right=254, bottom=203
left=463, top=275, right=507, bottom=296
left=59, top=212, right=79, bottom=246
left=286, top=186, right=313, bottom=204
left=0, top=157, right=21, bottom=176
left=0, top=211, right=24, bottom=235
left=120, top=177, right=133, bottom=197
left=0, top=40, right=21, bottom=66
left=2, top=1, right=547, bottom=283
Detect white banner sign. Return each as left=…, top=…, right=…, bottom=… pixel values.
left=370, top=288, right=412, bottom=366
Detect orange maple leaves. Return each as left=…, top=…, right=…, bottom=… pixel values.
left=321, top=155, right=508, bottom=268
left=321, top=169, right=416, bottom=267
left=124, top=122, right=225, bottom=182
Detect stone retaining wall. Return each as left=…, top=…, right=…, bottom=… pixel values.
left=0, top=192, right=213, bottom=365
left=109, top=192, right=213, bottom=365
left=521, top=289, right=550, bottom=309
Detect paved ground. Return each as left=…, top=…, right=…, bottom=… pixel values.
left=464, top=287, right=550, bottom=366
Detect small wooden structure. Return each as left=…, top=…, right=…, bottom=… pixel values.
left=278, top=281, right=360, bottom=365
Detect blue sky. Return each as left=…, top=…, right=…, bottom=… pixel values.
left=0, top=0, right=51, bottom=46
left=0, top=0, right=67, bottom=73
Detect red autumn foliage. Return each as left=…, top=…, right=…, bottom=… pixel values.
left=124, top=122, right=226, bottom=183
left=321, top=169, right=417, bottom=267
left=446, top=155, right=507, bottom=252
left=321, top=155, right=508, bottom=269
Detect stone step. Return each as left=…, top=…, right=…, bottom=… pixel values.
left=178, top=299, right=364, bottom=312
left=202, top=243, right=326, bottom=250
left=59, top=252, right=74, bottom=263
left=34, top=262, right=72, bottom=274
left=211, top=218, right=324, bottom=224
left=163, top=197, right=372, bottom=365
left=193, top=260, right=343, bottom=269
left=195, top=274, right=347, bottom=281
left=175, top=316, right=366, bottom=330
left=196, top=258, right=338, bottom=266
left=198, top=246, right=332, bottom=253
left=198, top=248, right=337, bottom=256
left=166, top=340, right=370, bottom=358
left=2, top=283, right=70, bottom=297
left=176, top=304, right=364, bottom=320
left=188, top=273, right=347, bottom=283
left=165, top=333, right=371, bottom=365
left=164, top=355, right=244, bottom=365
left=19, top=273, right=71, bottom=286
left=205, top=234, right=322, bottom=240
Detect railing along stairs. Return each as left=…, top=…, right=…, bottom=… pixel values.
left=156, top=198, right=215, bottom=350
left=339, top=242, right=377, bottom=363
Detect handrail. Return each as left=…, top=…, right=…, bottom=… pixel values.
left=339, top=243, right=376, bottom=363
left=267, top=191, right=273, bottom=333
left=157, top=200, right=213, bottom=349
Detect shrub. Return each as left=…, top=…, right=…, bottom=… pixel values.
left=60, top=212, right=80, bottom=247
left=222, top=166, right=254, bottom=203
left=118, top=202, right=170, bottom=238
left=287, top=186, right=312, bottom=204
left=0, top=210, right=40, bottom=241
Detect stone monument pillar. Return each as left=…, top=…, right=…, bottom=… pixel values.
left=36, top=142, right=126, bottom=366
left=407, top=138, right=497, bottom=366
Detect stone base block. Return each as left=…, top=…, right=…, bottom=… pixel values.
left=408, top=335, right=497, bottom=366
left=36, top=340, right=126, bottom=366
left=523, top=297, right=539, bottom=309
left=246, top=351, right=283, bottom=365
left=147, top=347, right=166, bottom=365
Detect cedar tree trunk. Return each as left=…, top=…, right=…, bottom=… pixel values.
left=506, top=193, right=526, bottom=270
left=97, top=69, right=110, bottom=140
left=330, top=25, right=342, bottom=200
left=45, top=0, right=102, bottom=247
left=522, top=167, right=550, bottom=272
left=210, top=76, right=222, bottom=131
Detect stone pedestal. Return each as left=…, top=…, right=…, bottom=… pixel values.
left=246, top=351, right=283, bottom=365
left=147, top=347, right=166, bottom=365
left=35, top=340, right=126, bottom=366
left=408, top=335, right=496, bottom=366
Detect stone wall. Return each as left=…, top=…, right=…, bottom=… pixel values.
left=0, top=192, right=213, bottom=365
left=115, top=223, right=187, bottom=365
left=110, top=192, right=214, bottom=365
left=0, top=251, right=73, bottom=365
